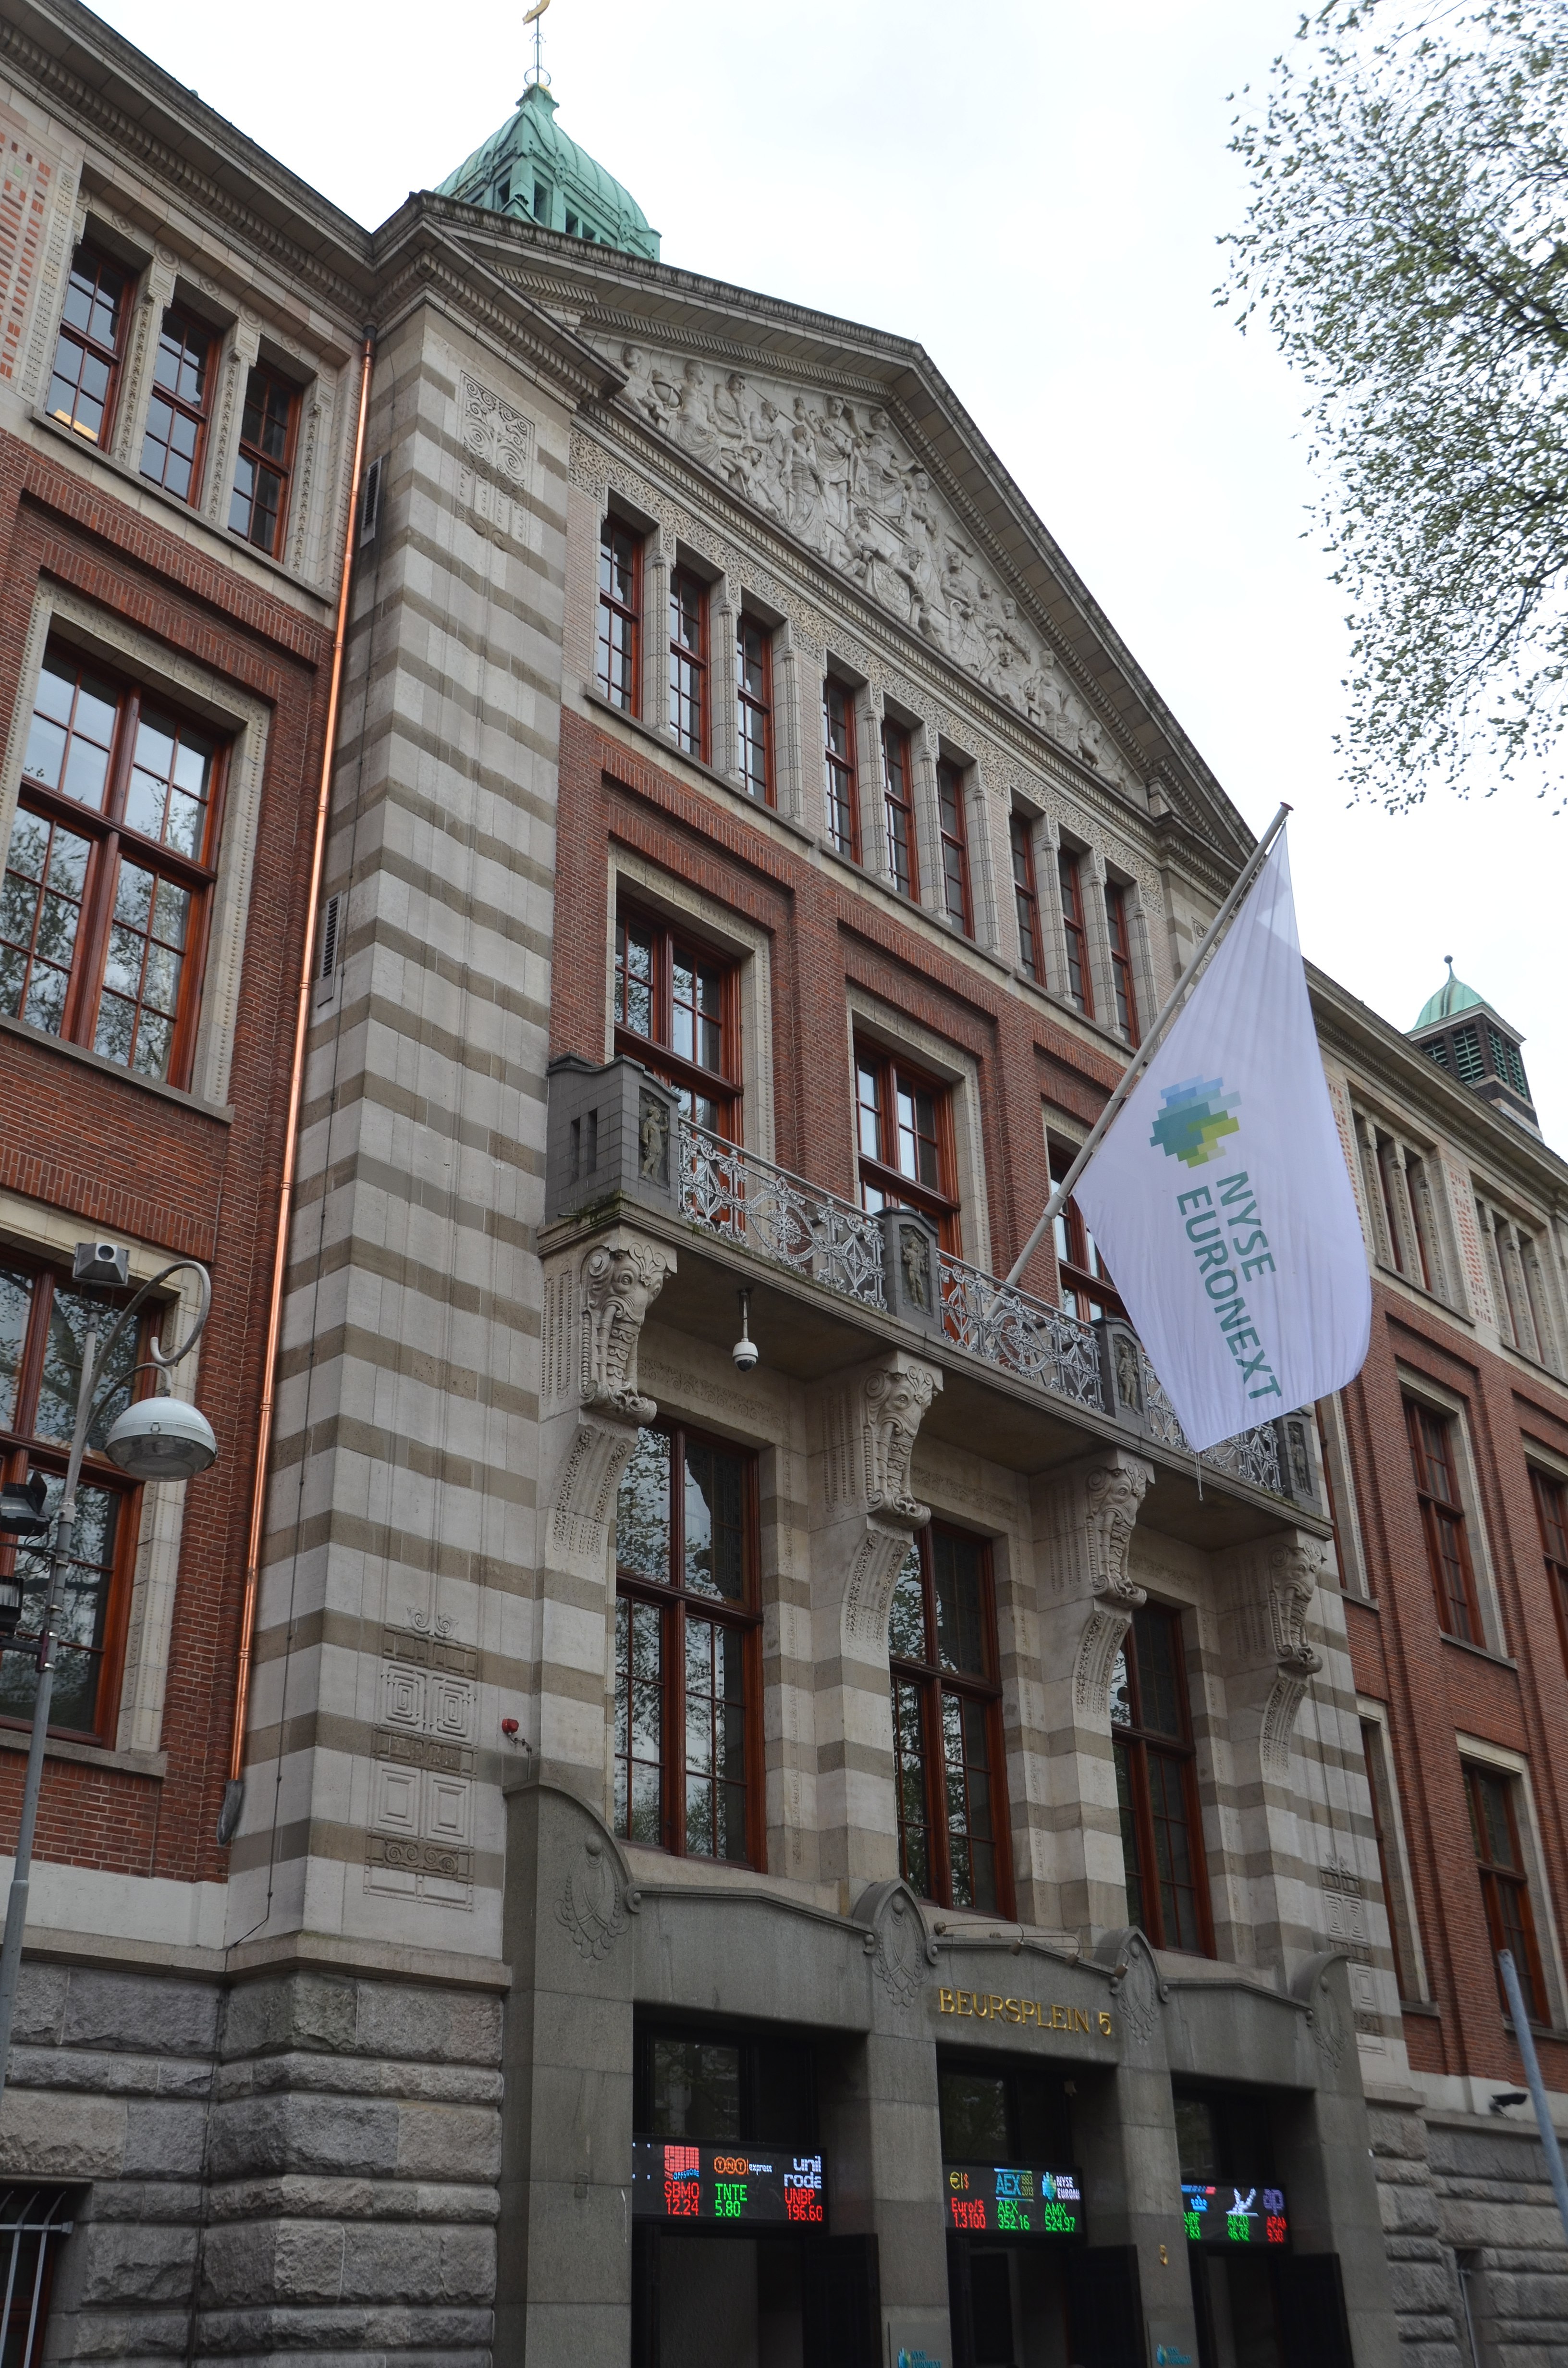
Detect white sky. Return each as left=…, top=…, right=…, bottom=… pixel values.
left=99, top=0, right=1566, bottom=1148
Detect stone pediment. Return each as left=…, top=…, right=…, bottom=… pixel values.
left=587, top=333, right=1131, bottom=788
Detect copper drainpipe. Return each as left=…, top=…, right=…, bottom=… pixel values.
left=218, top=326, right=376, bottom=1848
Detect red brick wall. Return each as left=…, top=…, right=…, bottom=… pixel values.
left=1340, top=1279, right=1568, bottom=2089
left=0, top=426, right=334, bottom=1887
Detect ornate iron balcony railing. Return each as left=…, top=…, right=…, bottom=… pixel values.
left=676, top=1118, right=1285, bottom=1495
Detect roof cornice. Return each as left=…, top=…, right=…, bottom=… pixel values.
left=369, top=210, right=624, bottom=407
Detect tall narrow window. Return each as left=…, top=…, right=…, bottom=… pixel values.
left=1050, top=1140, right=1125, bottom=1322
left=1464, top=1762, right=1547, bottom=2022
left=1405, top=1400, right=1483, bottom=1643
left=736, top=616, right=773, bottom=803
left=937, top=761, right=973, bottom=937
left=1057, top=846, right=1093, bottom=1016
left=47, top=245, right=128, bottom=446
left=1104, top=880, right=1139, bottom=1044
left=597, top=518, right=641, bottom=712
left=1010, top=813, right=1042, bottom=981
left=668, top=568, right=709, bottom=760
left=0, top=1254, right=151, bottom=1743
left=855, top=1044, right=960, bottom=1250
left=881, top=720, right=919, bottom=899
left=1360, top=1720, right=1416, bottom=2001
left=1111, top=1603, right=1211, bottom=1955
left=613, top=1422, right=760, bottom=1864
left=613, top=908, right=739, bottom=1138
left=1, top=641, right=225, bottom=1086
left=888, top=1524, right=1008, bottom=1913
left=824, top=678, right=859, bottom=861
left=1532, top=1469, right=1568, bottom=1660
left=139, top=308, right=213, bottom=503
left=229, top=364, right=299, bottom=557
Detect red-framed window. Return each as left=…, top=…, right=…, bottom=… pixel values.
left=597, top=518, right=641, bottom=713
left=1111, top=1602, right=1212, bottom=1955
left=668, top=568, right=709, bottom=761
left=1058, top=846, right=1093, bottom=1016
left=1360, top=1720, right=1416, bottom=2001
left=736, top=616, right=773, bottom=804
left=614, top=1421, right=762, bottom=1867
left=1532, top=1468, right=1568, bottom=1666
left=938, top=760, right=973, bottom=937
left=0, top=1252, right=155, bottom=1742
left=855, top=1044, right=960, bottom=1251
left=881, top=720, right=919, bottom=900
left=1104, top=880, right=1139, bottom=1045
left=889, top=1522, right=1010, bottom=1914
left=47, top=244, right=129, bottom=447
left=1010, top=812, right=1042, bottom=982
left=139, top=308, right=214, bottom=504
left=614, top=907, right=739, bottom=1138
left=824, top=677, right=860, bottom=862
left=228, top=364, right=299, bottom=558
left=1405, top=1400, right=1483, bottom=1644
left=1050, top=1139, right=1124, bottom=1322
left=1464, top=1761, right=1548, bottom=2023
left=1, top=641, right=226, bottom=1088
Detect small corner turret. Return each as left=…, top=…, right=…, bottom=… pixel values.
left=1409, top=956, right=1537, bottom=1133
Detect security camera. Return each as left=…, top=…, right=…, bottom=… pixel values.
left=73, top=1240, right=128, bottom=1287
left=731, top=1288, right=758, bottom=1374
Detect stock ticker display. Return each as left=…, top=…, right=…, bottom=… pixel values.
left=943, top=2163, right=1084, bottom=2236
left=1182, top=2183, right=1288, bottom=2245
left=632, top=2141, right=826, bottom=2226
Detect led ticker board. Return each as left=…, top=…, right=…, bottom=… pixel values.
left=944, top=2163, right=1083, bottom=2237
left=632, top=2140, right=826, bottom=2226
left=1181, top=2182, right=1288, bottom=2247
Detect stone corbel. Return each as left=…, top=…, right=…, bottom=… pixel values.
left=541, top=1228, right=675, bottom=1577
left=1258, top=1536, right=1325, bottom=1779
left=823, top=1352, right=942, bottom=1651
left=1071, top=1452, right=1154, bottom=1717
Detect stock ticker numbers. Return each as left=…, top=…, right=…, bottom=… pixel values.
left=632, top=2140, right=826, bottom=2226
left=943, top=2163, right=1084, bottom=2237
left=1182, top=2182, right=1288, bottom=2246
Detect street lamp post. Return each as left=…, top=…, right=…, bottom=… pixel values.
left=0, top=1242, right=216, bottom=2112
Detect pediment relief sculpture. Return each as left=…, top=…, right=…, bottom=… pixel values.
left=596, top=340, right=1130, bottom=786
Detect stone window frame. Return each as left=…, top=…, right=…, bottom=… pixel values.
left=1349, top=1098, right=1462, bottom=1310
left=606, top=849, right=777, bottom=1167
left=844, top=986, right=992, bottom=1274
left=0, top=580, right=271, bottom=1114
left=1454, top=1730, right=1568, bottom=2033
left=1355, top=1697, right=1432, bottom=2005
left=1397, top=1368, right=1508, bottom=1658
left=1315, top=1392, right=1371, bottom=1601
left=32, top=209, right=333, bottom=588
left=1470, top=1181, right=1566, bottom=1380
left=0, top=1188, right=206, bottom=1765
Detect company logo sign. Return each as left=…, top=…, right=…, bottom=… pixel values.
left=1150, top=1076, right=1241, bottom=1170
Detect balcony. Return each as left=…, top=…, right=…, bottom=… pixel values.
left=543, top=1057, right=1323, bottom=1539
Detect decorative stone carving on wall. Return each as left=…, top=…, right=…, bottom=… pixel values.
left=589, top=341, right=1131, bottom=787
left=542, top=1228, right=676, bottom=1571
left=858, top=1881, right=938, bottom=2010
left=1258, top=1538, right=1325, bottom=1779
left=557, top=1830, right=636, bottom=1963
left=460, top=367, right=535, bottom=489
left=365, top=1617, right=478, bottom=1907
left=862, top=1360, right=938, bottom=1521
left=1072, top=1456, right=1153, bottom=1715
left=581, top=1237, right=670, bottom=1421
left=824, top=1354, right=943, bottom=1650
left=1105, top=1928, right=1164, bottom=2049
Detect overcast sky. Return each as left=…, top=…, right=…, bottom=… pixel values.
left=100, top=0, right=1566, bottom=1148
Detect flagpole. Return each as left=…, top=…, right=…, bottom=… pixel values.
left=1004, top=802, right=1292, bottom=1290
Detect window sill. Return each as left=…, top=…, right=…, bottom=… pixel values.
left=1439, top=1632, right=1517, bottom=1672
left=1399, top=1998, right=1441, bottom=2018
left=584, top=685, right=820, bottom=853
left=0, top=1010, right=233, bottom=1123
left=0, top=1724, right=165, bottom=1781
left=31, top=408, right=332, bottom=607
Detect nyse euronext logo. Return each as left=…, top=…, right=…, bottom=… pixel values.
left=1150, top=1076, right=1241, bottom=1169
left=1151, top=1076, right=1283, bottom=1408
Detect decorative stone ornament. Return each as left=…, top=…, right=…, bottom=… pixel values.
left=821, top=1353, right=943, bottom=1652
left=543, top=1054, right=682, bottom=1224
left=1258, top=1537, right=1326, bottom=1778
left=539, top=1224, right=676, bottom=1576
left=581, top=1237, right=669, bottom=1422
left=556, top=1830, right=635, bottom=1964
left=1071, top=1454, right=1154, bottom=1717
left=857, top=1880, right=939, bottom=2011
left=880, top=1207, right=943, bottom=1337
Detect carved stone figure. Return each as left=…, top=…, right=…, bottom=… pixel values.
left=1267, top=1539, right=1325, bottom=1675
left=900, top=1226, right=930, bottom=1313
left=785, top=422, right=827, bottom=546
left=669, top=359, right=721, bottom=470
left=638, top=1096, right=670, bottom=1183
left=862, top=1360, right=939, bottom=1521
left=581, top=1239, right=671, bottom=1420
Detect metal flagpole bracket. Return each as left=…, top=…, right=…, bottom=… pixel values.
left=1004, top=804, right=1292, bottom=1291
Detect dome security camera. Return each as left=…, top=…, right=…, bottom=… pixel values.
left=731, top=1288, right=758, bottom=1375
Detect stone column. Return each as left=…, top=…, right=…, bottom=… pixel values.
left=110, top=251, right=177, bottom=473
left=535, top=1225, right=676, bottom=1806
left=1210, top=1531, right=1328, bottom=1970
left=708, top=570, right=738, bottom=781
left=856, top=683, right=886, bottom=881
left=202, top=317, right=260, bottom=537
left=1030, top=1447, right=1154, bottom=1939
left=809, top=1350, right=942, bottom=1899
left=769, top=616, right=809, bottom=826
left=641, top=531, right=671, bottom=736
left=909, top=714, right=945, bottom=921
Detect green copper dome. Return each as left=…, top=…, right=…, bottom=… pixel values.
left=1414, top=959, right=1484, bottom=1031
left=437, top=82, right=659, bottom=260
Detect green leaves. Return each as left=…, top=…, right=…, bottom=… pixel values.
left=1222, top=1, right=1568, bottom=810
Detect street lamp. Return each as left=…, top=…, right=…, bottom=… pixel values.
left=0, top=1242, right=216, bottom=2111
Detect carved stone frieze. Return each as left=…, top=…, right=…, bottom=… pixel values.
left=460, top=368, right=535, bottom=490
left=557, top=1830, right=635, bottom=1963
left=862, top=1359, right=939, bottom=1522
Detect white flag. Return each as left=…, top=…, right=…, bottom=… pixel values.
left=1071, top=833, right=1370, bottom=1453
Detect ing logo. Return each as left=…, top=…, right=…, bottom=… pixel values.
left=1150, top=1076, right=1241, bottom=1170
